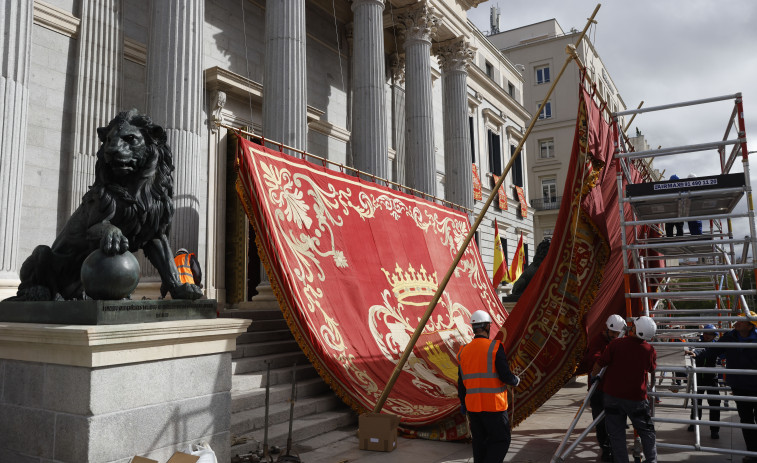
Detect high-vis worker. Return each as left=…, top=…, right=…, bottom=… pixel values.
left=458, top=310, right=520, bottom=463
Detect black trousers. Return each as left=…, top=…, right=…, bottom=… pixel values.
left=590, top=389, right=610, bottom=449
left=468, top=410, right=511, bottom=463
left=732, top=388, right=757, bottom=452
left=689, top=377, right=720, bottom=432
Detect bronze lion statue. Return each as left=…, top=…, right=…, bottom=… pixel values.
left=8, top=109, right=202, bottom=301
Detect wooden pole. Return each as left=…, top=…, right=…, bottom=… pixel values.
left=372, top=3, right=603, bottom=414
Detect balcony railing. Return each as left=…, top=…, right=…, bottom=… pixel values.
left=531, top=196, right=562, bottom=211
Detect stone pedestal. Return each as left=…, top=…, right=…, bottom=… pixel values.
left=0, top=317, right=250, bottom=462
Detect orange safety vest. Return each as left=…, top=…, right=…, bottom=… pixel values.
left=174, top=253, right=195, bottom=284
left=458, top=338, right=508, bottom=412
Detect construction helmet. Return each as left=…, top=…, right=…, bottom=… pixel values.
left=634, top=316, right=657, bottom=341
left=176, top=248, right=189, bottom=256
left=702, top=324, right=718, bottom=340
left=470, top=310, right=492, bottom=326
left=605, top=314, right=627, bottom=332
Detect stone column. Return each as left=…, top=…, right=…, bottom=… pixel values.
left=351, top=0, right=387, bottom=179
left=389, top=53, right=406, bottom=186
left=146, top=0, right=205, bottom=262
left=436, top=38, right=474, bottom=210
left=0, top=1, right=33, bottom=298
left=263, top=0, right=307, bottom=154
left=259, top=0, right=307, bottom=299
left=69, top=0, right=123, bottom=214
left=395, top=3, right=440, bottom=196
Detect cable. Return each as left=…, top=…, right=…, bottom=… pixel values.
left=331, top=0, right=345, bottom=94
left=241, top=0, right=254, bottom=125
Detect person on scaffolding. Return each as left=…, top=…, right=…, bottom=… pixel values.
left=692, top=312, right=757, bottom=462
left=684, top=324, right=721, bottom=439
left=665, top=175, right=685, bottom=237
left=583, top=314, right=627, bottom=462
left=458, top=310, right=521, bottom=463
left=592, top=316, right=658, bottom=463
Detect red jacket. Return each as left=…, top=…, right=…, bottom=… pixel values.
left=597, top=336, right=656, bottom=401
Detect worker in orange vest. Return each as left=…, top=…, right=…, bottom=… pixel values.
left=457, top=310, right=521, bottom=463
left=160, top=248, right=202, bottom=298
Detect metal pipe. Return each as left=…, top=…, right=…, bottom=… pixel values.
left=616, top=138, right=744, bottom=160
left=613, top=93, right=740, bottom=117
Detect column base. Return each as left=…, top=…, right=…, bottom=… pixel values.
left=0, top=317, right=250, bottom=462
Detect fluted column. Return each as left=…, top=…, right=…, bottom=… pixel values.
left=396, top=3, right=440, bottom=196
left=0, top=1, right=33, bottom=296
left=69, top=0, right=123, bottom=214
left=263, top=0, right=307, bottom=153
left=351, top=0, right=387, bottom=179
left=436, top=38, right=474, bottom=209
left=389, top=53, right=406, bottom=186
left=146, top=0, right=205, bottom=260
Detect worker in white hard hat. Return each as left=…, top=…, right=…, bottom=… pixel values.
left=592, top=315, right=658, bottom=463
left=457, top=310, right=520, bottom=463
left=582, top=314, right=627, bottom=462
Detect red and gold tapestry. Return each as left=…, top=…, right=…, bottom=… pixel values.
left=501, top=86, right=640, bottom=426
left=514, top=185, right=528, bottom=218
left=492, top=174, right=508, bottom=210
left=235, top=137, right=507, bottom=431
left=472, top=163, right=483, bottom=200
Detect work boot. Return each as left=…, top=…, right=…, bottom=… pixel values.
left=687, top=424, right=695, bottom=432
left=711, top=430, right=719, bottom=439
left=600, top=446, right=613, bottom=462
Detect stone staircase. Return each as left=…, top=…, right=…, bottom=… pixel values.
left=221, top=305, right=357, bottom=459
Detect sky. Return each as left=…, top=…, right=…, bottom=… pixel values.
left=468, top=0, right=757, bottom=257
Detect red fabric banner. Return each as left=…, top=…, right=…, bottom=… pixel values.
left=514, top=185, right=527, bottom=218
left=235, top=137, right=507, bottom=432
left=472, top=164, right=482, bottom=200
left=492, top=174, right=508, bottom=210
left=500, top=86, right=640, bottom=426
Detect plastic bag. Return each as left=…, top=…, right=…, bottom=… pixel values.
left=188, top=442, right=218, bottom=463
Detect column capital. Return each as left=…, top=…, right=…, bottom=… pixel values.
left=434, top=37, right=475, bottom=73
left=394, top=2, right=440, bottom=45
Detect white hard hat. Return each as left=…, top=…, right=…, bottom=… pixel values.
left=606, top=314, right=627, bottom=332
left=176, top=248, right=188, bottom=255
left=634, top=316, right=657, bottom=341
left=470, top=310, right=492, bottom=326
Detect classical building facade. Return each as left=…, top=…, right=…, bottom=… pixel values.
left=0, top=0, right=534, bottom=303
left=488, top=19, right=628, bottom=243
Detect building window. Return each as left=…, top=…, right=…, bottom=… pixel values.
left=501, top=237, right=508, bottom=264
left=524, top=243, right=529, bottom=266
left=507, top=82, right=515, bottom=98
left=469, top=116, right=476, bottom=163
left=539, top=138, right=554, bottom=158
left=485, top=61, right=494, bottom=79
left=487, top=129, right=502, bottom=175
left=535, top=65, right=550, bottom=84
left=511, top=145, right=523, bottom=187
left=538, top=101, right=552, bottom=119
left=541, top=178, right=557, bottom=203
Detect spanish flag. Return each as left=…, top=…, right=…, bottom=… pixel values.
left=510, top=233, right=524, bottom=282
left=492, top=219, right=509, bottom=287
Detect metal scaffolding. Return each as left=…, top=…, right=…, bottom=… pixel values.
left=553, top=93, right=757, bottom=462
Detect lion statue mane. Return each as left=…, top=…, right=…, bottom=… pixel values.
left=8, top=109, right=202, bottom=301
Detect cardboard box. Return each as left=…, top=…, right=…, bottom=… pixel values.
left=358, top=412, right=399, bottom=452
left=131, top=452, right=199, bottom=463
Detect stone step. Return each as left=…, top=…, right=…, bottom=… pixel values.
left=231, top=392, right=345, bottom=436
left=231, top=376, right=331, bottom=414
left=295, top=426, right=359, bottom=457
left=229, top=408, right=358, bottom=457
left=232, top=350, right=309, bottom=375
left=235, top=329, right=293, bottom=346
left=245, top=318, right=289, bottom=332
left=219, top=308, right=283, bottom=321
left=232, top=363, right=320, bottom=391
left=233, top=338, right=299, bottom=359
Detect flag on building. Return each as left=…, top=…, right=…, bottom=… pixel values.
left=492, top=219, right=508, bottom=286
left=510, top=233, right=524, bottom=281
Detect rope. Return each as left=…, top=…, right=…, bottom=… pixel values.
left=331, top=0, right=346, bottom=95
left=241, top=0, right=254, bottom=124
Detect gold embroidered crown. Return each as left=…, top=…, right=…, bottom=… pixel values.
left=382, top=263, right=439, bottom=306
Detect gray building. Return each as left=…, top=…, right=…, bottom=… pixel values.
left=0, top=0, right=534, bottom=304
